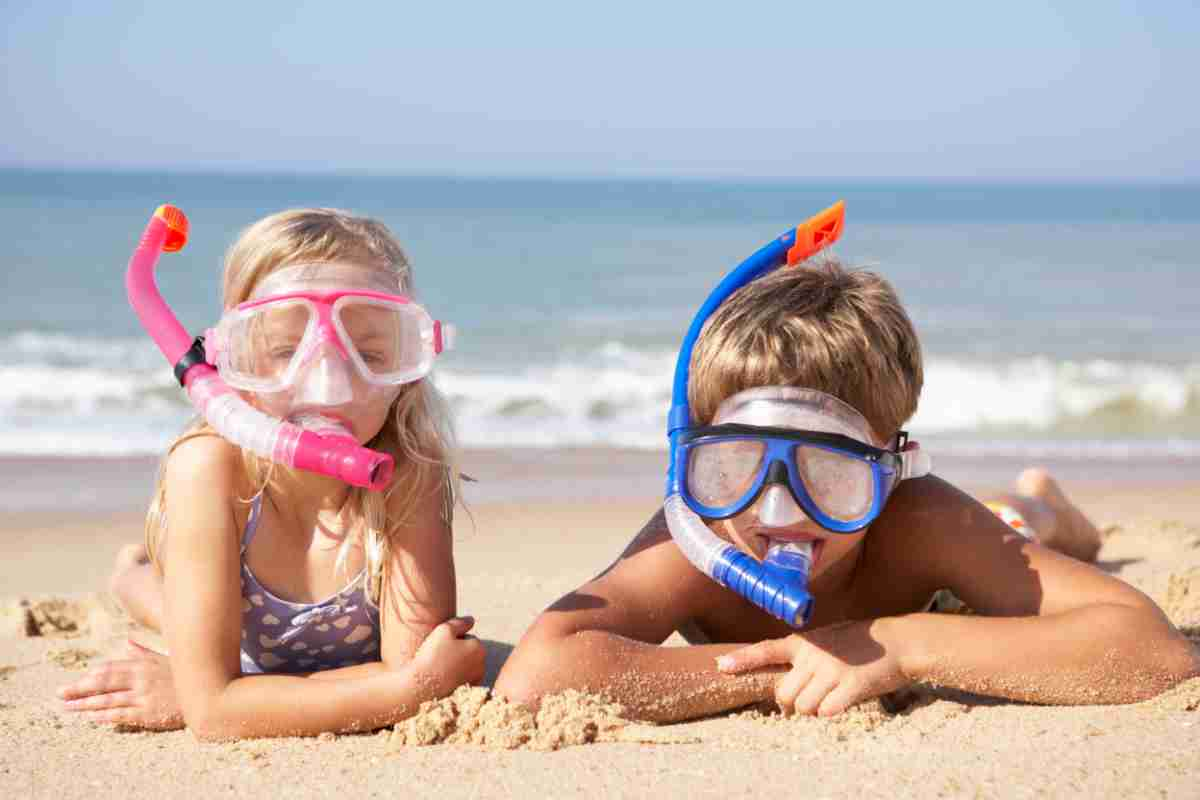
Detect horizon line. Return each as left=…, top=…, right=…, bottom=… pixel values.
left=3, top=162, right=1198, bottom=187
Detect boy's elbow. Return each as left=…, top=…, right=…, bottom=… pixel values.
left=1159, top=632, right=1200, bottom=684
left=493, top=647, right=557, bottom=708
left=493, top=629, right=580, bottom=708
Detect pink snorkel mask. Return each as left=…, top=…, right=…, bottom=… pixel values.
left=205, top=263, right=453, bottom=413
left=124, top=206, right=447, bottom=490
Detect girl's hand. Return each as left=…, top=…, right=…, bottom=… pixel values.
left=56, top=640, right=184, bottom=730
left=410, top=616, right=487, bottom=695
left=715, top=619, right=909, bottom=716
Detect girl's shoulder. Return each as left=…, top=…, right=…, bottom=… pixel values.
left=163, top=433, right=253, bottom=521
left=165, top=433, right=243, bottom=486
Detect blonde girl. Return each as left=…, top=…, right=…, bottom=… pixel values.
left=59, top=209, right=485, bottom=738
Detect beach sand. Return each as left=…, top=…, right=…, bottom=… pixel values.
left=2, top=449, right=1199, bottom=798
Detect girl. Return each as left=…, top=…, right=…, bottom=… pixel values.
left=58, top=209, right=485, bottom=738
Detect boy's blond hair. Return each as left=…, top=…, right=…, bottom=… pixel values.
left=145, top=209, right=458, bottom=606
left=689, top=258, right=923, bottom=442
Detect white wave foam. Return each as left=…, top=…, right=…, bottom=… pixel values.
left=3, top=331, right=164, bottom=370
left=913, top=358, right=1198, bottom=433
left=0, top=340, right=1197, bottom=456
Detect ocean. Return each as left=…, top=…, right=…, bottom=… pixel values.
left=2, top=169, right=1198, bottom=462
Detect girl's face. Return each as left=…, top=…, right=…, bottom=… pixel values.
left=242, top=263, right=404, bottom=445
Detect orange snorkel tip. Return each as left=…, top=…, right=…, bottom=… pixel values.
left=154, top=204, right=190, bottom=252
left=786, top=200, right=845, bottom=266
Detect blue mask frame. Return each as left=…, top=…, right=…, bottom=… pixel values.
left=676, top=424, right=902, bottom=533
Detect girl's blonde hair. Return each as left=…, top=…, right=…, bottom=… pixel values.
left=144, top=209, right=458, bottom=606
left=689, top=258, right=923, bottom=442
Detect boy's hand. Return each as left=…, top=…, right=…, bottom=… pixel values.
left=715, top=619, right=908, bottom=716
left=411, top=616, right=487, bottom=694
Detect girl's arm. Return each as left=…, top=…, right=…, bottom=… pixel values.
left=161, top=438, right=482, bottom=740
left=494, top=511, right=783, bottom=723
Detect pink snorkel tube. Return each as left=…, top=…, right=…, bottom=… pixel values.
left=125, top=205, right=395, bottom=490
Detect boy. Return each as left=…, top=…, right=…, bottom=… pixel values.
left=494, top=245, right=1197, bottom=722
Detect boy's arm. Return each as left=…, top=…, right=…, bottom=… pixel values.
left=494, top=510, right=782, bottom=723
left=891, top=479, right=1197, bottom=704
left=721, top=478, right=1199, bottom=712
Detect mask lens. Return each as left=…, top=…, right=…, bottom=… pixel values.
left=793, top=444, right=874, bottom=522
left=336, top=298, right=429, bottom=381
left=687, top=438, right=765, bottom=510
left=226, top=299, right=314, bottom=387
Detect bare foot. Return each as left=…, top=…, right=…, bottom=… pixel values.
left=1014, top=468, right=1102, bottom=563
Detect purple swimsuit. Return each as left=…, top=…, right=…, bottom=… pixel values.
left=239, top=495, right=381, bottom=674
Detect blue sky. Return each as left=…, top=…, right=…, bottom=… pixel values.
left=3, top=2, right=1197, bottom=179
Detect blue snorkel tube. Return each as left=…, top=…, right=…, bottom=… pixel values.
left=663, top=201, right=846, bottom=628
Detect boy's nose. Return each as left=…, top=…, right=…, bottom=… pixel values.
left=757, top=484, right=807, bottom=528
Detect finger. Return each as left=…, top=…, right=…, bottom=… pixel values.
left=63, top=690, right=138, bottom=712
left=793, top=673, right=840, bottom=717
left=126, top=639, right=167, bottom=660
left=774, top=667, right=813, bottom=715
left=716, top=639, right=791, bottom=673
left=441, top=616, right=476, bottom=637
left=79, top=707, right=139, bottom=727
left=817, top=681, right=866, bottom=717
left=56, top=663, right=134, bottom=699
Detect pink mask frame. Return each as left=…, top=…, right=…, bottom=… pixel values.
left=206, top=289, right=453, bottom=395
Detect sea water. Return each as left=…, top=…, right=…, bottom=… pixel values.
left=2, top=169, right=1197, bottom=460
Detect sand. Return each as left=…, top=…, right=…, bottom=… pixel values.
left=2, top=449, right=1199, bottom=798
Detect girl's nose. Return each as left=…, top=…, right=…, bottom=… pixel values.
left=292, top=343, right=356, bottom=406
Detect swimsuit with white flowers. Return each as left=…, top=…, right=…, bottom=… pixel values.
left=239, top=495, right=381, bottom=674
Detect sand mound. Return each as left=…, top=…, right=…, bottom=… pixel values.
left=1, top=594, right=130, bottom=643
left=1164, top=568, right=1200, bottom=626
left=1138, top=676, right=1200, bottom=712
left=2, top=597, right=88, bottom=637
left=386, top=686, right=697, bottom=751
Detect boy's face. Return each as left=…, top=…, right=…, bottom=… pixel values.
left=696, top=387, right=886, bottom=580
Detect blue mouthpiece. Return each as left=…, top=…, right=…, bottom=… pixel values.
left=711, top=542, right=813, bottom=626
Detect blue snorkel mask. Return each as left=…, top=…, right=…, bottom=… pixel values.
left=663, top=202, right=931, bottom=627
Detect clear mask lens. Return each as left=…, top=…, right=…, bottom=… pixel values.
left=332, top=296, right=432, bottom=382
left=687, top=438, right=764, bottom=509
left=793, top=444, right=874, bottom=521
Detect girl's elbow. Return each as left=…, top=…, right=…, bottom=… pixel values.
left=182, top=694, right=241, bottom=742
left=187, top=712, right=237, bottom=742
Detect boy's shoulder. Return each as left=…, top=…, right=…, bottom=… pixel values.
left=560, top=508, right=735, bottom=642
left=857, top=475, right=1026, bottom=609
